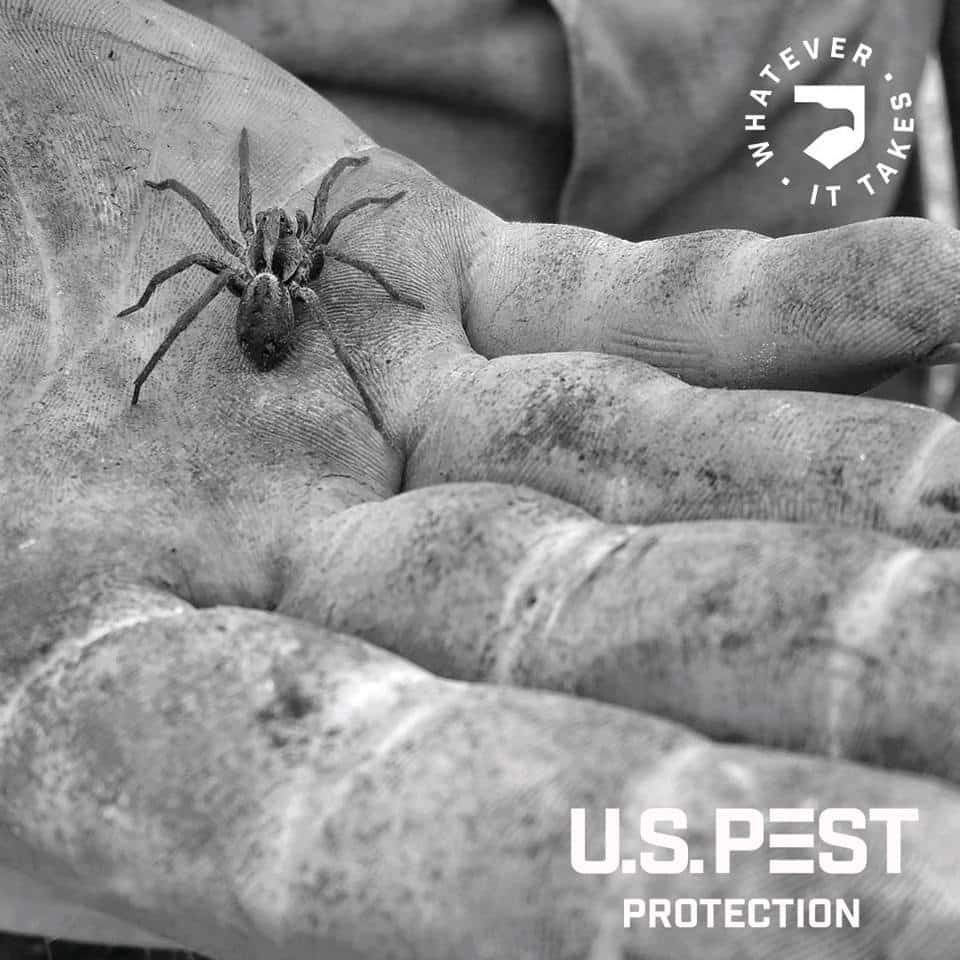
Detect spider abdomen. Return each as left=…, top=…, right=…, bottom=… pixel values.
left=235, top=272, right=296, bottom=370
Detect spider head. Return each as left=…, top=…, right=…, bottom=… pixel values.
left=250, top=207, right=303, bottom=283
left=236, top=271, right=296, bottom=370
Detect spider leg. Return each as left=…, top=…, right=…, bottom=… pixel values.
left=295, top=209, right=310, bottom=238
left=145, top=179, right=245, bottom=260
left=306, top=155, right=370, bottom=242
left=237, top=127, right=254, bottom=244
left=323, top=248, right=425, bottom=309
left=131, top=270, right=234, bottom=406
left=317, top=192, right=407, bottom=246
left=117, top=253, right=231, bottom=317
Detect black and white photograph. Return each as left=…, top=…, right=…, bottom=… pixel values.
left=1, top=0, right=960, bottom=957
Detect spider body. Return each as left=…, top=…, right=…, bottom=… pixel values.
left=236, top=272, right=296, bottom=369
left=119, top=129, right=424, bottom=404
left=249, top=208, right=302, bottom=280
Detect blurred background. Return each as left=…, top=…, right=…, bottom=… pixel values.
left=864, top=52, right=960, bottom=414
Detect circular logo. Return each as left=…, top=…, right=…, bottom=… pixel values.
left=744, top=37, right=916, bottom=209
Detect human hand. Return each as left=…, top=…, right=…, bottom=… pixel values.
left=3, top=2, right=960, bottom=958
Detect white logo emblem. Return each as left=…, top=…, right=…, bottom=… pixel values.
left=744, top=37, right=916, bottom=208
left=794, top=84, right=865, bottom=169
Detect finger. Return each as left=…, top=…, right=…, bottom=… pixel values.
left=402, top=350, right=960, bottom=546
left=4, top=601, right=960, bottom=959
left=462, top=217, right=960, bottom=393
left=280, top=481, right=960, bottom=784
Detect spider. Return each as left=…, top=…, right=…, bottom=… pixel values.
left=119, top=127, right=424, bottom=405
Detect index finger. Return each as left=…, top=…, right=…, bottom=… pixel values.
left=463, top=216, right=960, bottom=394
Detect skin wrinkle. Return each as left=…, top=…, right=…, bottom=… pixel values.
left=890, top=412, right=958, bottom=520
left=826, top=548, right=923, bottom=758
left=0, top=601, right=191, bottom=762
left=490, top=518, right=596, bottom=683
left=510, top=529, right=634, bottom=681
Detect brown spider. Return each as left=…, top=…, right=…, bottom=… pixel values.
left=120, top=127, right=424, bottom=405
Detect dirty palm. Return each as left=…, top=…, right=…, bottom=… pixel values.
left=119, top=128, right=424, bottom=405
